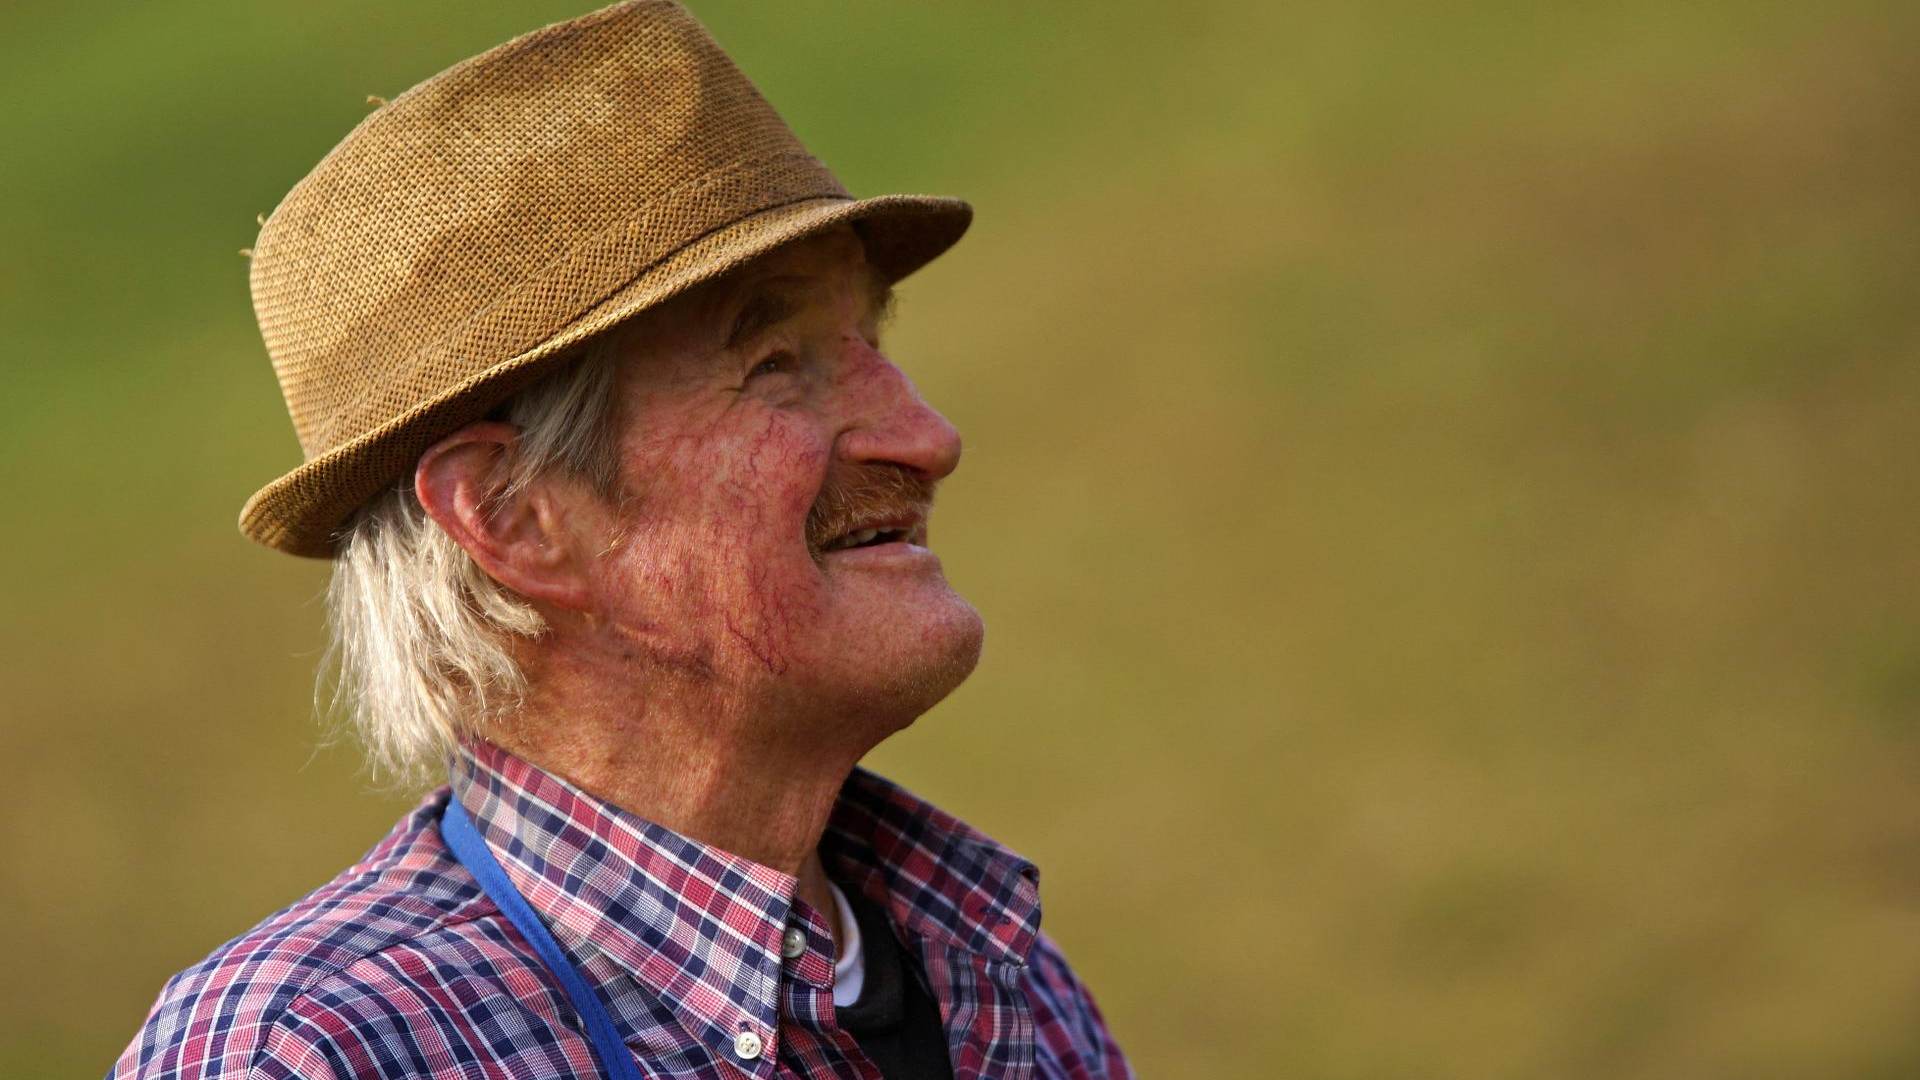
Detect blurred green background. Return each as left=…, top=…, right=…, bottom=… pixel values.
left=4, top=1, right=1918, bottom=1076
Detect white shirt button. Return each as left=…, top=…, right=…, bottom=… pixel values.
left=780, top=926, right=807, bottom=960
left=733, top=1029, right=764, bottom=1061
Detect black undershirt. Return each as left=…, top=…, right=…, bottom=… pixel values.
left=831, top=886, right=956, bottom=1080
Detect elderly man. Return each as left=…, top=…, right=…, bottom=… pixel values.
left=113, top=3, right=1130, bottom=1079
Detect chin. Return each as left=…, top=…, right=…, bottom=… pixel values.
left=911, top=599, right=986, bottom=705
left=813, top=596, right=985, bottom=729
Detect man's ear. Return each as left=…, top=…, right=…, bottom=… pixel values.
left=413, top=421, right=596, bottom=612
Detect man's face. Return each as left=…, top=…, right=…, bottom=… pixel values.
left=562, top=227, right=983, bottom=735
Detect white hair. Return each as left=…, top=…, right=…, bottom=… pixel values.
left=323, top=331, right=627, bottom=787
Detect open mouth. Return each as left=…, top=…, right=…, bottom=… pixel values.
left=820, top=522, right=918, bottom=553
left=804, top=467, right=939, bottom=561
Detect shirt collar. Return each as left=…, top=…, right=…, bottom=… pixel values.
left=449, top=739, right=1041, bottom=1060
left=821, top=765, right=1042, bottom=963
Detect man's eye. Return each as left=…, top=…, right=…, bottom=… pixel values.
left=749, top=352, right=794, bottom=378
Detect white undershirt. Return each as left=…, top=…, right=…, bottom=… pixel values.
left=827, top=879, right=865, bottom=1007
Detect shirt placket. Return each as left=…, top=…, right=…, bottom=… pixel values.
left=769, top=893, right=889, bottom=1079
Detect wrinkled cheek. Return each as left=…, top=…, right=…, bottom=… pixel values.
left=600, top=412, right=831, bottom=681
left=714, top=415, right=829, bottom=525
left=655, top=540, right=822, bottom=681
left=584, top=536, right=717, bottom=680
left=612, top=522, right=828, bottom=684
left=699, top=421, right=831, bottom=675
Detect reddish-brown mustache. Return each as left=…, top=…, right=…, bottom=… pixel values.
left=805, top=465, right=938, bottom=559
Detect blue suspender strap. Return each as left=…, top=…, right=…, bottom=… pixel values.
left=440, top=797, right=645, bottom=1080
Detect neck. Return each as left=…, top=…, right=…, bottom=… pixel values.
left=489, top=642, right=877, bottom=950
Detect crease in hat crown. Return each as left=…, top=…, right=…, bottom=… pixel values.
left=240, top=0, right=970, bottom=557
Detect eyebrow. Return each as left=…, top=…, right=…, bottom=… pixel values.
left=724, top=288, right=800, bottom=351
left=723, top=274, right=898, bottom=351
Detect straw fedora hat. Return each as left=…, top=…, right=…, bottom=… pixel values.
left=239, top=0, right=970, bottom=557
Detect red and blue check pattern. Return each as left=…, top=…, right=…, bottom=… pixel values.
left=112, top=740, right=1132, bottom=1078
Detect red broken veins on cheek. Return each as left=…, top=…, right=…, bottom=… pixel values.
left=591, top=411, right=942, bottom=687
left=716, top=411, right=828, bottom=676
left=589, top=408, right=833, bottom=682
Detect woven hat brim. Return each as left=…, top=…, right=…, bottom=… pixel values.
left=239, top=192, right=970, bottom=558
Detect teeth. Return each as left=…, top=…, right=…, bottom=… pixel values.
left=826, top=527, right=894, bottom=552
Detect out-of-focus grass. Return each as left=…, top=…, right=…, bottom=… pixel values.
left=3, top=2, right=1916, bottom=1077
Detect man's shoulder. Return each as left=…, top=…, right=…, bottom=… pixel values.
left=112, top=790, right=525, bottom=1079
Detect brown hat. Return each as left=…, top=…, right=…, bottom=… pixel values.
left=239, top=0, right=970, bottom=557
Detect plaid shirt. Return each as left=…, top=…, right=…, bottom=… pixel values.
left=113, top=740, right=1132, bottom=1078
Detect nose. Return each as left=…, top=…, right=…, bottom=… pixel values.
left=834, top=343, right=963, bottom=481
